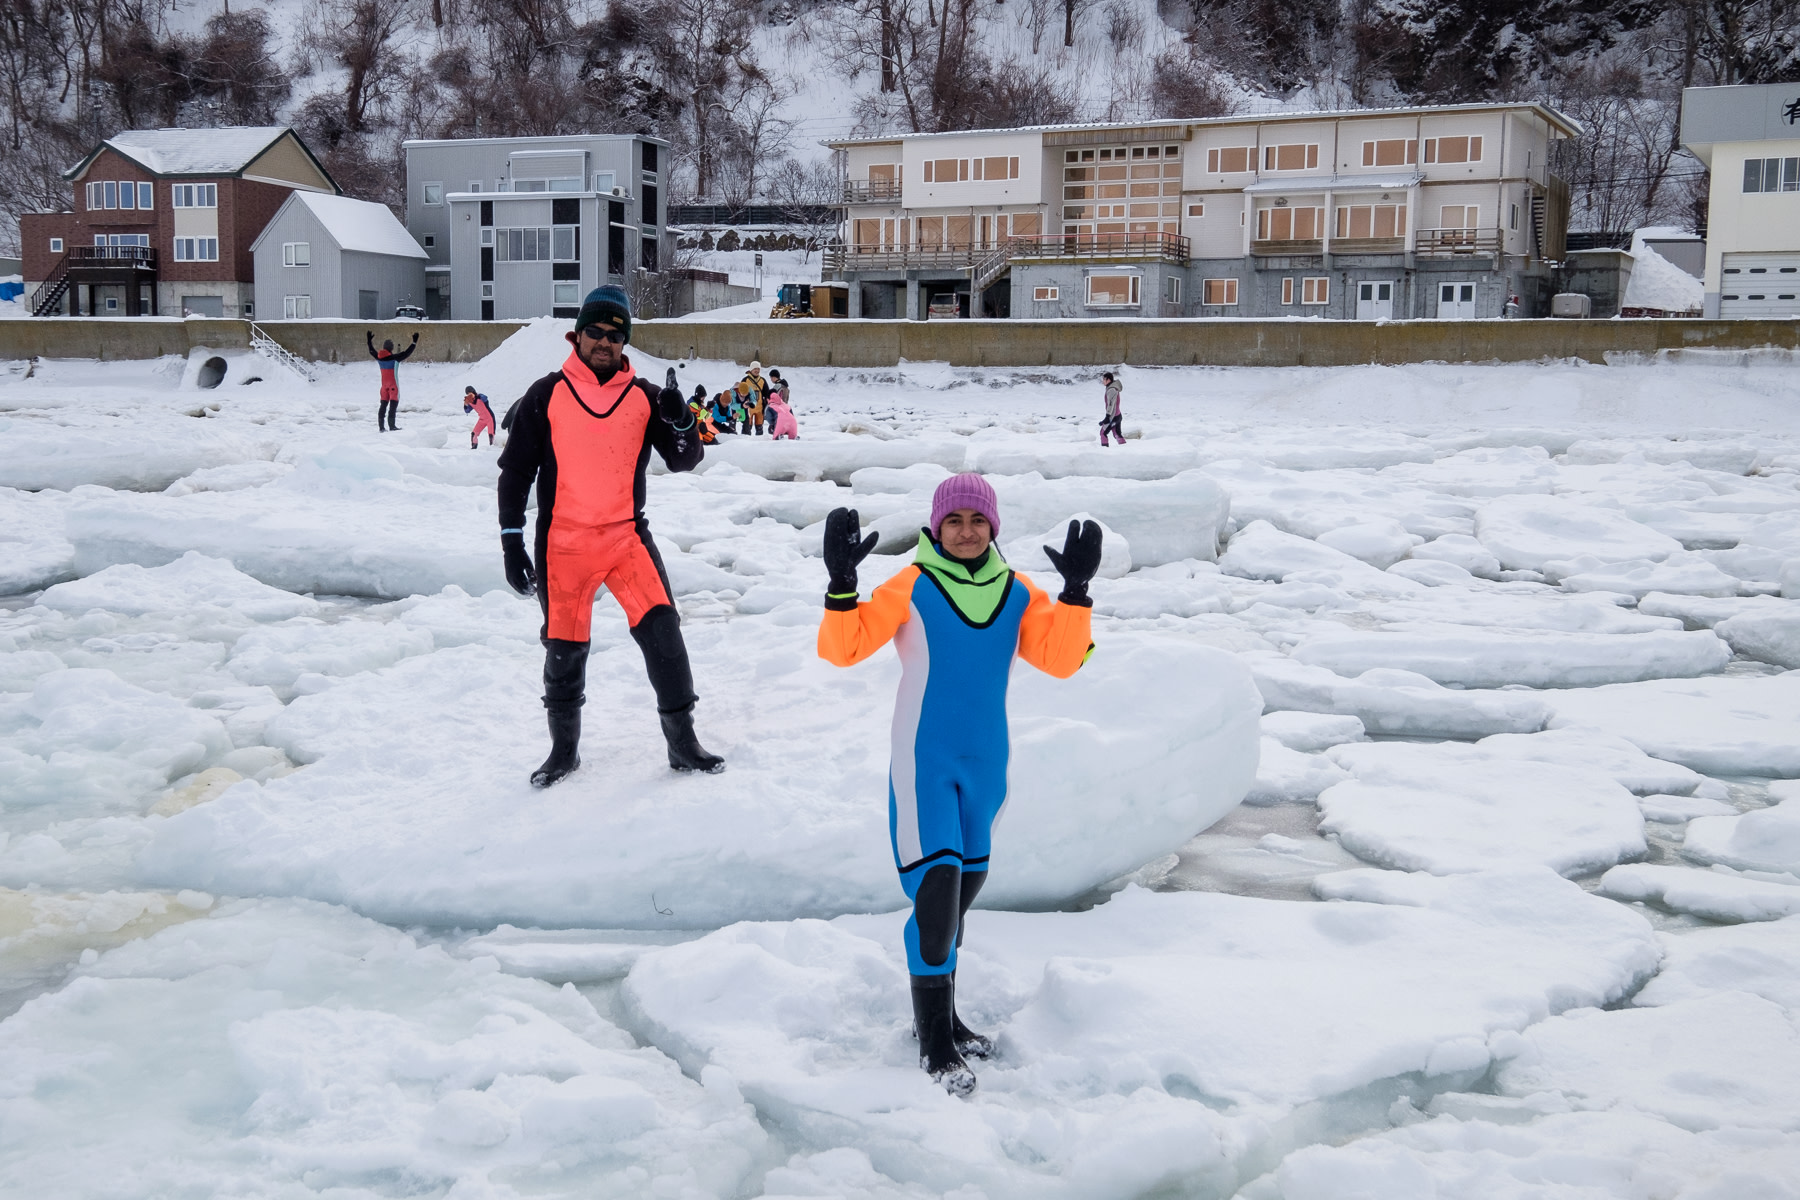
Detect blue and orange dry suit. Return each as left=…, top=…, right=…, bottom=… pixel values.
left=818, top=533, right=1093, bottom=976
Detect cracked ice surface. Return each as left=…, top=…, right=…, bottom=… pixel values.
left=7, top=329, right=1800, bottom=1197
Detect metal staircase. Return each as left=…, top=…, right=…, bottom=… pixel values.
left=30, top=256, right=73, bottom=316
left=249, top=323, right=315, bottom=382
left=971, top=242, right=1015, bottom=292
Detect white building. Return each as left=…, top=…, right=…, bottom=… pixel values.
left=827, top=103, right=1582, bottom=320
left=251, top=192, right=428, bottom=320
left=1681, top=83, right=1800, bottom=318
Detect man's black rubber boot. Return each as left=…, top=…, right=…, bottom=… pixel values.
left=911, top=975, right=976, bottom=1096
left=531, top=639, right=589, bottom=788
left=950, top=971, right=995, bottom=1061
left=660, top=704, right=724, bottom=773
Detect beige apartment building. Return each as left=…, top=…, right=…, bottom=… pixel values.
left=826, top=103, right=1578, bottom=320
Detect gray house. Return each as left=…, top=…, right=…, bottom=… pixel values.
left=251, top=192, right=427, bottom=320
left=402, top=134, right=670, bottom=320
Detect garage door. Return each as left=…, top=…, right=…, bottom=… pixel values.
left=1720, top=253, right=1800, bottom=318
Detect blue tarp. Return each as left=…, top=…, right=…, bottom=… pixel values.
left=0, top=281, right=23, bottom=302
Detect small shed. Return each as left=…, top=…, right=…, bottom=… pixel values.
left=252, top=192, right=427, bottom=320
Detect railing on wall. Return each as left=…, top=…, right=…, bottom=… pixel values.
left=1415, top=227, right=1504, bottom=257
left=248, top=322, right=316, bottom=383
left=826, top=231, right=1191, bottom=276
left=842, top=180, right=903, bottom=203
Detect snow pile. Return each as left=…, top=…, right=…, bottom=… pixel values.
left=0, top=423, right=278, bottom=492
left=1545, top=673, right=1800, bottom=776
left=1600, top=863, right=1800, bottom=923
left=136, top=630, right=1262, bottom=925
left=1622, top=238, right=1704, bottom=313
left=1475, top=494, right=1683, bottom=572
left=1683, top=802, right=1800, bottom=875
left=0, top=899, right=769, bottom=1198
left=37, top=551, right=318, bottom=621
left=1249, top=657, right=1551, bottom=738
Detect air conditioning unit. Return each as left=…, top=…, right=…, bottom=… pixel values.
left=612, top=187, right=624, bottom=197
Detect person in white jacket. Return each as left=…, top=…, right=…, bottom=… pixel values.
left=1100, top=372, right=1124, bottom=446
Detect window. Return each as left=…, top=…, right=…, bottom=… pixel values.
left=1263, top=144, right=1319, bottom=171
left=642, top=142, right=658, bottom=172
left=1334, top=203, right=1406, bottom=238
left=495, top=227, right=552, bottom=261
left=138, top=182, right=153, bottom=209
left=96, top=233, right=149, bottom=248
left=1165, top=277, right=1181, bottom=304
left=552, top=225, right=579, bottom=261
left=1424, top=136, right=1482, bottom=164
left=172, top=184, right=217, bottom=207
left=1282, top=277, right=1294, bottom=304
left=481, top=227, right=494, bottom=246
left=423, top=235, right=435, bottom=248
left=1256, top=205, right=1325, bottom=240
left=282, top=242, right=310, bottom=266
left=1201, top=278, right=1238, bottom=306
left=1302, top=277, right=1329, bottom=305
left=480, top=282, right=494, bottom=298
left=104, top=180, right=117, bottom=208
left=553, top=282, right=581, bottom=305
left=1509, top=203, right=1519, bottom=230
left=1187, top=202, right=1205, bottom=217
left=923, top=158, right=968, bottom=183
left=423, top=182, right=444, bottom=205
left=119, top=180, right=136, bottom=209
left=972, top=156, right=1019, bottom=180
left=1086, top=273, right=1141, bottom=306
left=592, top=172, right=615, bottom=193
left=468, top=181, right=483, bottom=193
left=1033, top=285, right=1059, bottom=301
left=283, top=295, right=312, bottom=319
left=1361, top=139, right=1418, bottom=167
left=173, top=237, right=219, bottom=261
left=49, top=237, right=63, bottom=252
left=1743, top=157, right=1800, bottom=193
left=1207, top=147, right=1254, bottom=173
left=1439, top=205, right=1479, bottom=230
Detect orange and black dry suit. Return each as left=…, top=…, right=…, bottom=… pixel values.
left=496, top=351, right=704, bottom=718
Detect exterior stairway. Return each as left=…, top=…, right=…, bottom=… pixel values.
left=249, top=323, right=316, bottom=383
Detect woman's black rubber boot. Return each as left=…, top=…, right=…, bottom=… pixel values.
left=950, top=971, right=995, bottom=1060
left=660, top=704, right=724, bottom=773
left=532, top=639, right=588, bottom=788
left=911, top=974, right=976, bottom=1096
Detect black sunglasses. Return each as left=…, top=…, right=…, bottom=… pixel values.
left=581, top=326, right=626, bottom=345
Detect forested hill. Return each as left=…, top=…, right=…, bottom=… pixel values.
left=4, top=0, right=1797, bottom=252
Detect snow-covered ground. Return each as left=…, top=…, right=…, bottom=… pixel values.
left=6, top=325, right=1800, bottom=1197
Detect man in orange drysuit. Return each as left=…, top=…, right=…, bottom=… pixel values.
left=495, top=286, right=723, bottom=787
left=367, top=330, right=418, bottom=432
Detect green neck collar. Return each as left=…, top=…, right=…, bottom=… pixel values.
left=914, top=531, right=1013, bottom=624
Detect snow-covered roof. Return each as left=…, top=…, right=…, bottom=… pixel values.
left=827, top=102, right=1581, bottom=148
left=67, top=126, right=300, bottom=178
left=271, top=192, right=428, bottom=259
left=1242, top=172, right=1424, bottom=194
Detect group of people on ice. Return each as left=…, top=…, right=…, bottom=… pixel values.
left=688, top=360, right=799, bottom=442
left=490, top=285, right=1103, bottom=1097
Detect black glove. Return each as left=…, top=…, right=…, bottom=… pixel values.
left=658, top=368, right=693, bottom=429
left=1043, top=519, right=1102, bottom=607
left=823, top=507, right=878, bottom=598
left=501, top=531, right=536, bottom=596
left=410, top=332, right=419, bottom=344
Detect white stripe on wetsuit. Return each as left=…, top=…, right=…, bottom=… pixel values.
left=889, top=600, right=929, bottom=867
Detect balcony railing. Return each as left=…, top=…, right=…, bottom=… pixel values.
left=67, top=245, right=159, bottom=268
left=843, top=179, right=903, bottom=204
left=825, top=243, right=985, bottom=271
left=1416, top=227, right=1503, bottom=256
left=1006, top=232, right=1189, bottom=264
left=825, top=231, right=1190, bottom=274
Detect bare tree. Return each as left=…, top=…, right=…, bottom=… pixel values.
left=768, top=154, right=842, bottom=262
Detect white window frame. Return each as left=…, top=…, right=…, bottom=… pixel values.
left=1165, top=276, right=1181, bottom=304
left=592, top=172, right=615, bottom=193
left=467, top=181, right=482, bottom=193
left=1262, top=143, right=1320, bottom=172
left=552, top=281, right=582, bottom=305
left=552, top=225, right=579, bottom=262
left=119, top=180, right=137, bottom=210
left=1360, top=139, right=1418, bottom=168
left=423, top=182, right=445, bottom=206
left=1302, top=276, right=1329, bottom=305
left=1033, top=285, right=1059, bottom=302
left=49, top=237, right=63, bottom=252
left=1206, top=147, right=1255, bottom=174
left=1439, top=205, right=1480, bottom=230
left=283, top=294, right=312, bottom=319
left=481, top=227, right=494, bottom=246
left=1281, top=277, right=1294, bottom=304
left=137, top=182, right=153, bottom=209
left=172, top=183, right=218, bottom=208
left=173, top=236, right=219, bottom=262
left=1201, top=277, right=1238, bottom=306
left=282, top=241, right=310, bottom=267
left=1085, top=273, right=1142, bottom=308
left=494, top=226, right=552, bottom=262
left=480, top=282, right=494, bottom=299
left=1423, top=136, right=1483, bottom=165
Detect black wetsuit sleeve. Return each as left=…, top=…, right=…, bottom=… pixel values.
left=366, top=332, right=378, bottom=359
left=392, top=341, right=418, bottom=363
left=496, top=376, right=557, bottom=529
left=640, top=378, right=703, bottom=475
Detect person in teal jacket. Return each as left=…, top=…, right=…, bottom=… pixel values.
left=818, top=472, right=1102, bottom=1096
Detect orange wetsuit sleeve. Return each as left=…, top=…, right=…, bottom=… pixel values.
left=818, top=566, right=918, bottom=667
left=1014, top=572, right=1094, bottom=679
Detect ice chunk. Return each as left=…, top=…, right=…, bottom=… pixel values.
left=1409, top=533, right=1502, bottom=578
left=989, top=469, right=1231, bottom=566
left=0, top=486, right=77, bottom=595
left=1715, top=606, right=1800, bottom=668
left=1259, top=710, right=1366, bottom=752
left=621, top=872, right=1654, bottom=1197
left=1475, top=495, right=1682, bottom=572
left=37, top=551, right=318, bottom=620
left=1385, top=558, right=1473, bottom=586
left=0, top=425, right=277, bottom=492
left=1635, top=913, right=1800, bottom=1008
left=1313, top=519, right=1419, bottom=569
left=966, top=437, right=1201, bottom=481
left=848, top=463, right=953, bottom=494
left=1636, top=793, right=1736, bottom=822
left=1544, top=673, right=1800, bottom=776
left=0, top=899, right=768, bottom=1196
left=1249, top=656, right=1550, bottom=739
left=1599, top=863, right=1800, bottom=923
left=1246, top=739, right=1349, bottom=805
left=1318, top=741, right=1646, bottom=876
left=1288, top=625, right=1730, bottom=689
left=1494, top=992, right=1800, bottom=1132
left=226, top=620, right=436, bottom=693
left=1222, top=520, right=1389, bottom=583
left=1002, top=514, right=1130, bottom=579
left=1555, top=554, right=1743, bottom=599
left=1637, top=590, right=1788, bottom=628
left=137, top=629, right=1261, bottom=926
left=1683, top=803, right=1800, bottom=875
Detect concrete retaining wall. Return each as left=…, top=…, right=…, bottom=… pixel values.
left=635, top=317, right=1800, bottom=368
left=1, top=318, right=528, bottom=364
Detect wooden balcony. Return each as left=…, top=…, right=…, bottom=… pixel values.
left=824, top=243, right=982, bottom=271
left=842, top=179, right=903, bottom=204
left=1252, top=239, right=1324, bottom=256
left=1006, top=232, right=1189, bottom=265
left=1328, top=237, right=1406, bottom=255
left=1416, top=227, right=1503, bottom=257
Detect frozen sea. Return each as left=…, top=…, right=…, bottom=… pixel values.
left=5, top=324, right=1800, bottom=1198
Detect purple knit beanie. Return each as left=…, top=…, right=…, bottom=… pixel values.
left=929, top=473, right=1000, bottom=539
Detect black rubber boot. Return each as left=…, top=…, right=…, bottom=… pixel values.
left=911, top=975, right=976, bottom=1096
left=660, top=704, right=724, bottom=773
left=951, top=872, right=993, bottom=1058
left=531, top=639, right=589, bottom=788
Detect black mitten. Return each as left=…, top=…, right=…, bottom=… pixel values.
left=501, top=531, right=537, bottom=596
left=823, top=507, right=879, bottom=599
left=658, top=368, right=693, bottom=428
left=1043, top=519, right=1102, bottom=607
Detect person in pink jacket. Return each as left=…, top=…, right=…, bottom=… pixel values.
left=767, top=389, right=799, bottom=440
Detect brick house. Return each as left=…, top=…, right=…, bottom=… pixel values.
left=22, top=126, right=338, bottom=318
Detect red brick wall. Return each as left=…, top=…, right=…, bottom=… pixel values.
left=228, top=179, right=297, bottom=284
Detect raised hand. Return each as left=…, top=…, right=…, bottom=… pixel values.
left=657, top=368, right=693, bottom=429
left=824, top=507, right=879, bottom=597
left=1043, top=519, right=1102, bottom=606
